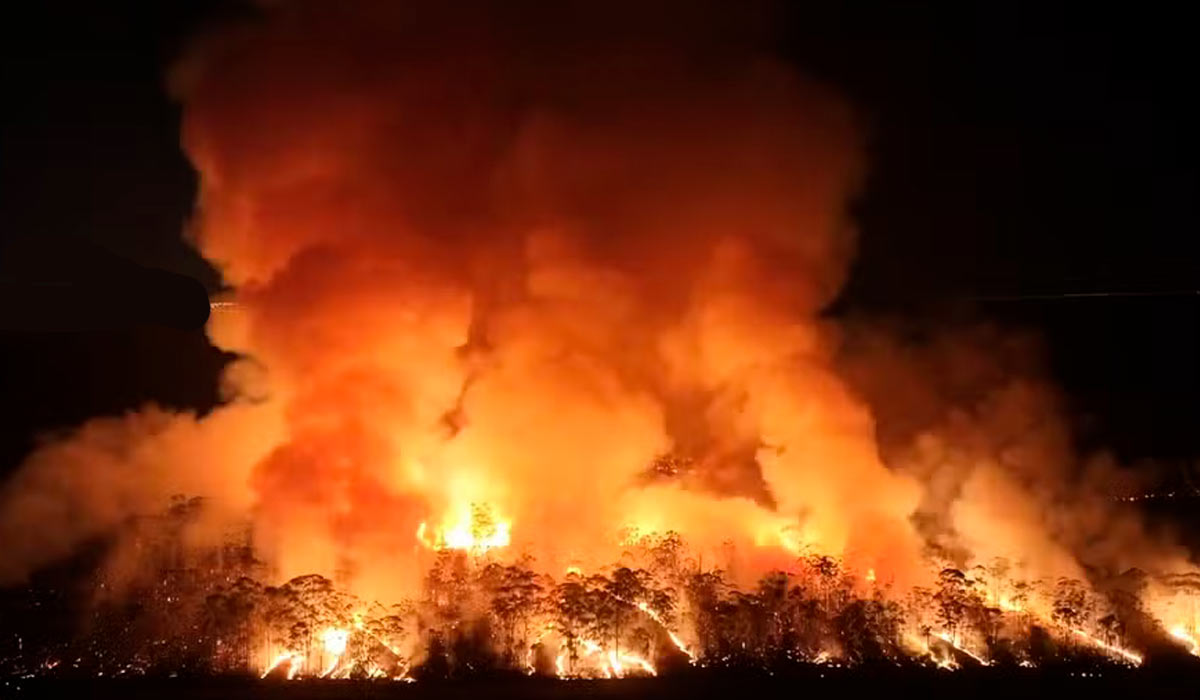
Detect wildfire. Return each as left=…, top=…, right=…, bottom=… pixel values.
left=536, top=608, right=667, bottom=680
left=322, top=627, right=349, bottom=656
left=906, top=634, right=958, bottom=670
left=983, top=589, right=1143, bottom=666
left=252, top=613, right=416, bottom=681
left=526, top=625, right=555, bottom=675
left=635, top=601, right=695, bottom=663
left=1069, top=629, right=1143, bottom=666
left=612, top=650, right=657, bottom=677
left=417, top=503, right=511, bottom=552
left=931, top=631, right=990, bottom=667
left=318, top=627, right=349, bottom=677
left=6, top=0, right=1200, bottom=688
left=261, top=651, right=303, bottom=680
left=1170, top=626, right=1199, bottom=656
left=758, top=522, right=813, bottom=556
left=560, top=638, right=657, bottom=679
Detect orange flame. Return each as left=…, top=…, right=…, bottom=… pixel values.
left=417, top=503, right=511, bottom=553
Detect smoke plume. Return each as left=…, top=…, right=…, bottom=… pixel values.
left=0, top=0, right=1191, bottom=621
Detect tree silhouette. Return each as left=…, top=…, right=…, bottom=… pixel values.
left=934, top=568, right=973, bottom=643
left=552, top=576, right=595, bottom=673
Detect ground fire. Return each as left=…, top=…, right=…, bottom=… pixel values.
left=1, top=0, right=1198, bottom=683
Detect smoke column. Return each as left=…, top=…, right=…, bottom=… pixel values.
left=0, top=1, right=1190, bottom=615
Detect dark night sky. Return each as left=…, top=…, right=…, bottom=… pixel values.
left=0, top=2, right=1196, bottom=479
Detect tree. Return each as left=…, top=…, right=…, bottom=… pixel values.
left=202, top=576, right=264, bottom=671
left=604, top=568, right=646, bottom=654
left=552, top=577, right=596, bottom=672
left=755, top=572, right=790, bottom=658
left=834, top=596, right=904, bottom=664
left=934, top=569, right=972, bottom=643
left=482, top=563, right=543, bottom=665
left=1098, top=614, right=1123, bottom=646
left=685, top=570, right=729, bottom=658
left=1051, top=577, right=1091, bottom=631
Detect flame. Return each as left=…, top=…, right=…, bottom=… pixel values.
left=318, top=627, right=349, bottom=677
left=5, top=0, right=1200, bottom=683
left=905, top=634, right=958, bottom=670
left=526, top=624, right=555, bottom=675
left=634, top=600, right=695, bottom=663
left=256, top=618, right=414, bottom=680
left=321, top=627, right=349, bottom=656
left=1069, top=629, right=1143, bottom=666
left=609, top=650, right=657, bottom=677
left=554, top=649, right=567, bottom=679
left=261, top=651, right=303, bottom=680
left=980, top=588, right=1142, bottom=666
left=931, top=631, right=990, bottom=666
left=563, top=638, right=657, bottom=679
left=417, top=503, right=511, bottom=552
left=1170, top=626, right=1200, bottom=656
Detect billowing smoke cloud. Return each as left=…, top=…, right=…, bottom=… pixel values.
left=838, top=321, right=1193, bottom=583
left=0, top=0, right=1190, bottom=616
left=0, top=401, right=281, bottom=582
left=175, top=0, right=928, bottom=594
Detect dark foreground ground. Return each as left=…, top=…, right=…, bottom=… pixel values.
left=7, top=666, right=1200, bottom=700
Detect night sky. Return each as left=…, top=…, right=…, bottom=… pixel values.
left=1, top=2, right=1195, bottom=481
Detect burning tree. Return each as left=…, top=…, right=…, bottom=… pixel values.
left=0, top=0, right=1198, bottom=685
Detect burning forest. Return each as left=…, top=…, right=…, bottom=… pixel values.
left=1, top=0, right=1198, bottom=689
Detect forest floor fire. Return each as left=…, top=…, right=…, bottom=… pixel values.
left=2, top=2, right=1199, bottom=696
left=3, top=501, right=1199, bottom=687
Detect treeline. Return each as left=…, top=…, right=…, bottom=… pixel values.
left=2, top=498, right=1195, bottom=678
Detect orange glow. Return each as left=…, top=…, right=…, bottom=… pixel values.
left=1, top=0, right=1198, bottom=683
left=1070, top=629, right=1143, bottom=666
left=261, top=651, right=303, bottom=680
left=635, top=600, right=695, bottom=663
left=321, top=627, right=349, bottom=656
left=931, top=631, right=990, bottom=667
left=1169, top=626, right=1199, bottom=656
left=417, top=503, right=511, bottom=553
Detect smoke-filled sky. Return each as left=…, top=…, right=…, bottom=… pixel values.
left=0, top=1, right=1196, bottom=596
left=1, top=2, right=1194, bottom=474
